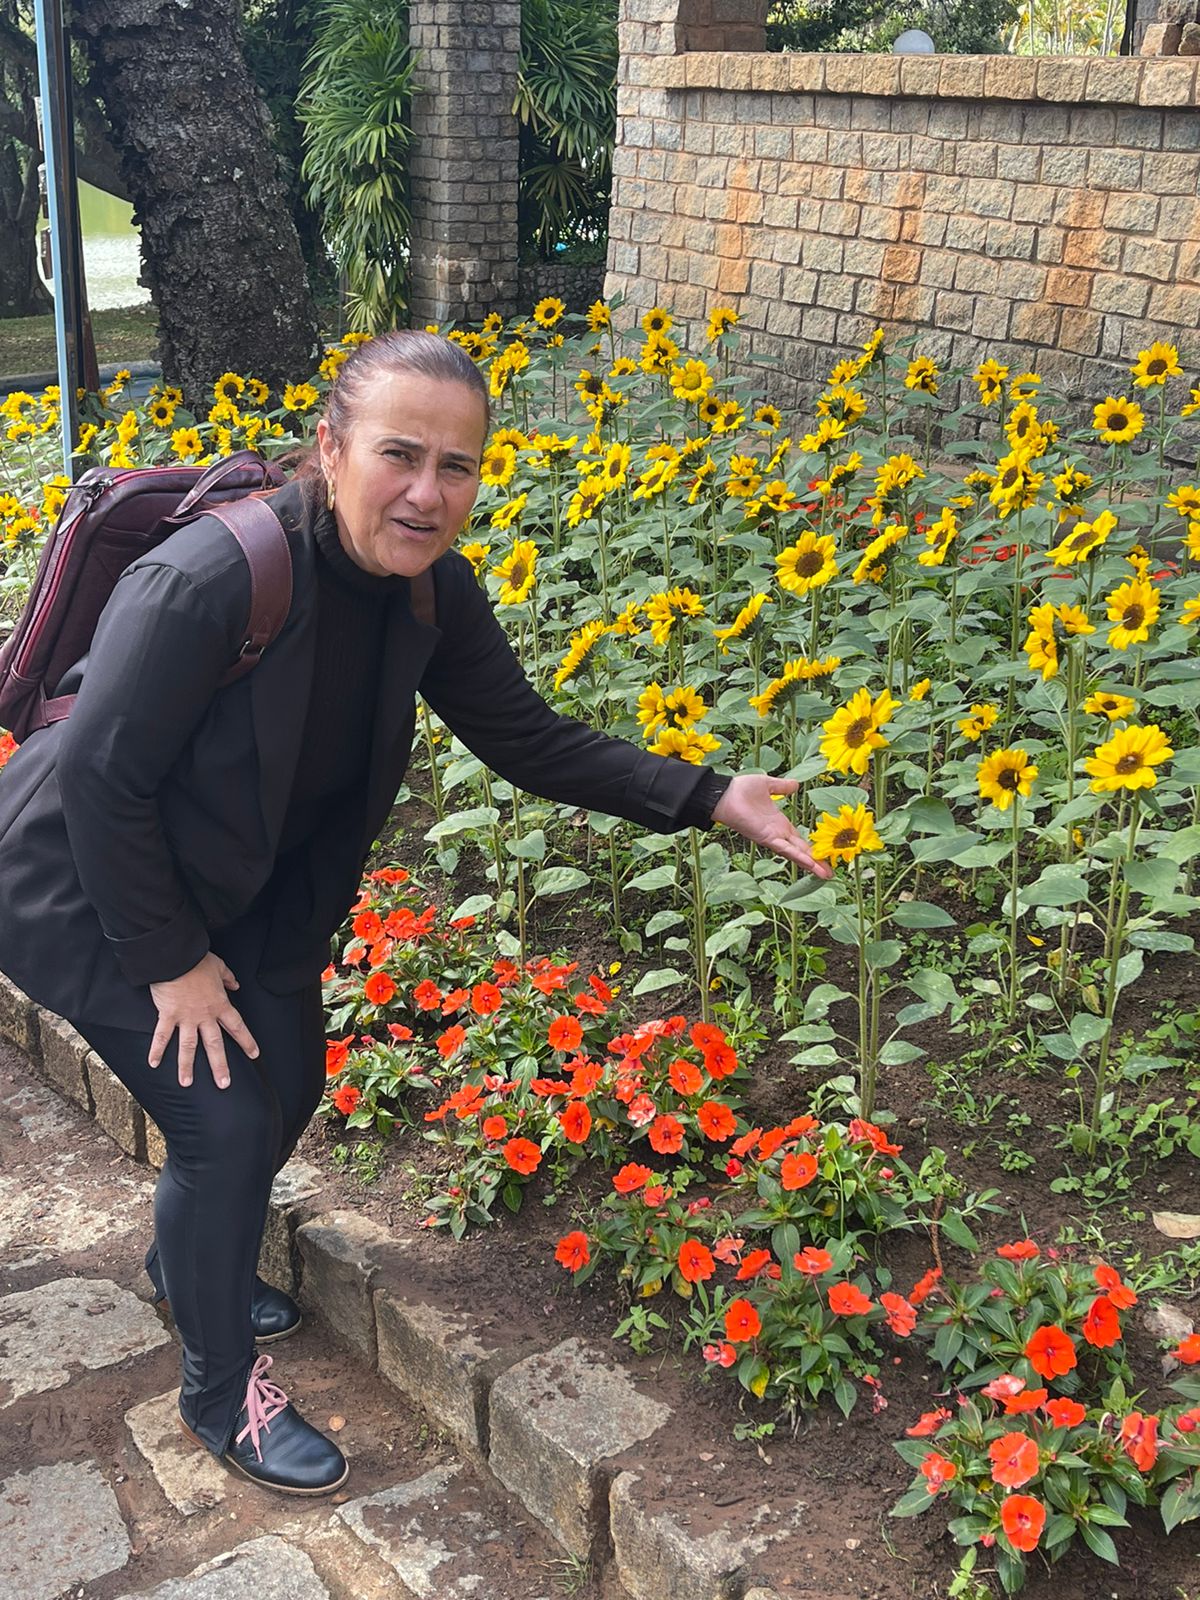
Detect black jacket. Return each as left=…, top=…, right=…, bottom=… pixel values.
left=0, top=478, right=714, bottom=1029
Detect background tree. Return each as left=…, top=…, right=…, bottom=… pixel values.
left=73, top=0, right=319, bottom=400
left=767, top=0, right=1019, bottom=53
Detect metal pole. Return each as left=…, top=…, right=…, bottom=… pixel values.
left=33, top=0, right=85, bottom=480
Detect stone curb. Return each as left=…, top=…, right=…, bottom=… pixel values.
left=0, top=972, right=783, bottom=1599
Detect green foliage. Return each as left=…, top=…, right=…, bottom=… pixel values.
left=516, top=0, right=617, bottom=259
left=298, top=0, right=416, bottom=330
left=767, top=0, right=1018, bottom=54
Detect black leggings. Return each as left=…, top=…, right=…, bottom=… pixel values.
left=71, top=910, right=325, bottom=1453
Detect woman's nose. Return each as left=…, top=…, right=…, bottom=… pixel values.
left=405, top=465, right=442, bottom=512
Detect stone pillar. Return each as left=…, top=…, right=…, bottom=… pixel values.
left=407, top=1, right=521, bottom=326
left=676, top=0, right=769, bottom=52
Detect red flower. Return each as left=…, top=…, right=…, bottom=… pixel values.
left=1002, top=1387, right=1047, bottom=1415
left=572, top=992, right=605, bottom=1016
left=331, top=1084, right=361, bottom=1116
left=325, top=1035, right=353, bottom=1078
left=757, top=1127, right=789, bottom=1160
left=723, top=1297, right=762, bottom=1343
left=643, top=1184, right=666, bottom=1206
left=363, top=972, right=396, bottom=1006
left=793, top=1246, right=833, bottom=1276
left=482, top=1115, right=507, bottom=1140
left=555, top=1231, right=590, bottom=1271
left=613, top=1162, right=654, bottom=1195
left=1094, top=1261, right=1137, bottom=1310
left=696, top=1101, right=737, bottom=1141
left=1044, top=1398, right=1087, bottom=1428
left=703, top=1041, right=739, bottom=1080
left=735, top=1248, right=777, bottom=1282
left=1120, top=1412, right=1159, bottom=1472
left=471, top=982, right=503, bottom=1015
left=1000, top=1494, right=1046, bottom=1553
left=569, top=1061, right=604, bottom=1096
left=353, top=909, right=383, bottom=941
left=881, top=1291, right=917, bottom=1337
left=648, top=1113, right=684, bottom=1154
left=503, top=1138, right=542, bottom=1175
left=413, top=979, right=443, bottom=1010
left=436, top=1023, right=467, bottom=1058
left=678, top=1239, right=716, bottom=1284
left=548, top=1014, right=584, bottom=1052
left=627, top=1092, right=657, bottom=1126
left=1081, top=1294, right=1121, bottom=1349
left=1025, top=1324, right=1077, bottom=1380
left=989, top=1432, right=1040, bottom=1489
left=441, top=986, right=469, bottom=1014
left=920, top=1452, right=956, bottom=1494
left=368, top=866, right=408, bottom=883
left=690, top=1021, right=725, bottom=1050
left=668, top=1058, right=704, bottom=1096
left=493, top=959, right=520, bottom=986
left=713, top=1236, right=743, bottom=1265
left=702, top=1341, right=737, bottom=1367
left=784, top=1114, right=820, bottom=1139
left=828, top=1281, right=873, bottom=1317
left=588, top=973, right=614, bottom=1002
left=909, top=1266, right=942, bottom=1306
left=387, top=1022, right=413, bottom=1041
left=905, top=1407, right=952, bottom=1437
left=558, top=1101, right=592, bottom=1145
left=731, top=1126, right=762, bottom=1157
left=847, top=1117, right=901, bottom=1155
left=1172, top=1334, right=1200, bottom=1364
left=724, top=1157, right=743, bottom=1178
left=780, top=1151, right=818, bottom=1190
left=996, top=1239, right=1039, bottom=1261
left=982, top=1373, right=1025, bottom=1401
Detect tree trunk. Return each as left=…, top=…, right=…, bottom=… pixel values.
left=0, top=137, right=52, bottom=319
left=73, top=0, right=320, bottom=403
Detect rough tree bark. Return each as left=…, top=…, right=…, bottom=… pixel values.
left=0, top=136, right=52, bottom=319
left=73, top=0, right=320, bottom=401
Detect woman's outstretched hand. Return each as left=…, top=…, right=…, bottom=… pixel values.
left=148, top=952, right=261, bottom=1089
left=710, top=774, right=832, bottom=878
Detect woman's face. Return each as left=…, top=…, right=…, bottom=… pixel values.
left=317, top=371, right=487, bottom=579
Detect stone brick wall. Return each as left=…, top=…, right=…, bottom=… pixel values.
left=607, top=8, right=1200, bottom=413
left=407, top=1, right=521, bottom=325
left=518, top=260, right=608, bottom=315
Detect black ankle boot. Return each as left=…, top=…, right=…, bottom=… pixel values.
left=181, top=1355, right=348, bottom=1496
left=148, top=1250, right=302, bottom=1343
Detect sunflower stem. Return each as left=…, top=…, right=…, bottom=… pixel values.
left=420, top=702, right=444, bottom=824
left=1086, top=797, right=1141, bottom=1157
left=854, top=858, right=874, bottom=1119
left=1006, top=799, right=1021, bottom=1024
left=690, top=827, right=710, bottom=1024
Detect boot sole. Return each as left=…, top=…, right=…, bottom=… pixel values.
left=156, top=1299, right=303, bottom=1344
left=178, top=1418, right=350, bottom=1496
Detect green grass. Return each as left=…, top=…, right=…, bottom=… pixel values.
left=0, top=303, right=159, bottom=380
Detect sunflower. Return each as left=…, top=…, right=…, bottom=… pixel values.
left=566, top=478, right=607, bottom=527
left=697, top=393, right=723, bottom=427
left=245, top=377, right=270, bottom=406
left=282, top=382, right=319, bottom=413
left=1187, top=523, right=1200, bottom=561
left=905, top=356, right=938, bottom=395
left=1126, top=544, right=1151, bottom=579
left=1009, top=372, right=1041, bottom=402
left=1023, top=602, right=1094, bottom=680
left=319, top=347, right=349, bottom=381
left=1083, top=690, right=1136, bottom=721
left=754, top=403, right=782, bottom=432
left=725, top=454, right=762, bottom=499
left=1093, top=396, right=1145, bottom=445
left=798, top=416, right=849, bottom=454
left=586, top=300, right=611, bottom=331
left=670, top=360, right=713, bottom=403
left=757, top=479, right=794, bottom=515
left=1053, top=463, right=1093, bottom=503
left=686, top=457, right=717, bottom=503
left=554, top=619, right=609, bottom=692
left=747, top=664, right=805, bottom=718
left=533, top=297, right=565, bottom=328
left=712, top=399, right=744, bottom=433
left=977, top=748, right=1038, bottom=810
left=460, top=540, right=491, bottom=576
left=479, top=442, right=518, bottom=488
left=609, top=356, right=637, bottom=377
left=1182, top=594, right=1200, bottom=625
left=644, top=587, right=705, bottom=645
left=776, top=530, right=837, bottom=594
left=1166, top=484, right=1200, bottom=520
left=828, top=357, right=863, bottom=385
left=642, top=306, right=673, bottom=337
left=1046, top=509, right=1117, bottom=565
left=632, top=458, right=680, bottom=501
left=1085, top=724, right=1174, bottom=792
left=636, top=683, right=667, bottom=735
left=1005, top=401, right=1041, bottom=452
left=147, top=396, right=176, bottom=429
left=40, top=475, right=71, bottom=520
left=973, top=358, right=1008, bottom=406
left=491, top=539, right=538, bottom=605
left=1105, top=577, right=1160, bottom=649
left=989, top=449, right=1044, bottom=517
left=213, top=371, right=244, bottom=403
left=917, top=507, right=958, bottom=567
left=610, top=601, right=643, bottom=637
left=820, top=687, right=897, bottom=776
left=170, top=426, right=204, bottom=461
left=490, top=493, right=528, bottom=531
left=853, top=523, right=907, bottom=585
left=480, top=312, right=504, bottom=336
left=714, top=594, right=771, bottom=652
left=958, top=702, right=999, bottom=742
left=1182, top=387, right=1200, bottom=419
left=860, top=327, right=885, bottom=366
left=706, top=306, right=739, bottom=342
left=811, top=803, right=884, bottom=865
left=647, top=726, right=721, bottom=763
left=817, top=384, right=868, bottom=426
left=1131, top=341, right=1182, bottom=388
left=910, top=678, right=931, bottom=701
left=490, top=426, right=529, bottom=452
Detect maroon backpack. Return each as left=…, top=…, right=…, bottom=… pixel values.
left=0, top=451, right=293, bottom=744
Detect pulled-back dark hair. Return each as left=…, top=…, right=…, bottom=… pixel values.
left=290, top=330, right=490, bottom=489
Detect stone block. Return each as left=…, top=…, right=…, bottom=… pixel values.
left=1058, top=309, right=1103, bottom=356
left=823, top=55, right=864, bottom=95
left=1035, top=57, right=1089, bottom=102
left=1045, top=267, right=1092, bottom=307
left=488, top=1338, right=671, bottom=1560
left=785, top=55, right=826, bottom=94
left=0, top=972, right=39, bottom=1061
left=1149, top=280, right=1200, bottom=323
left=1142, top=151, right=1200, bottom=193
left=1104, top=190, right=1161, bottom=232
left=1091, top=274, right=1152, bottom=317
left=1158, top=194, right=1200, bottom=237
left=609, top=1471, right=806, bottom=1600
left=1086, top=59, right=1145, bottom=102
left=1063, top=229, right=1123, bottom=270
left=1122, top=236, right=1180, bottom=280
left=2, top=1461, right=131, bottom=1600
left=1141, top=22, right=1183, bottom=53
left=125, top=1389, right=227, bottom=1515
left=35, top=1009, right=92, bottom=1113
left=85, top=1049, right=145, bottom=1162
left=1182, top=21, right=1200, bottom=53
left=0, top=1276, right=170, bottom=1403
left=939, top=56, right=986, bottom=98
left=113, top=1536, right=330, bottom=1600
left=985, top=56, right=1037, bottom=99
left=1041, top=145, right=1089, bottom=184
left=1087, top=149, right=1144, bottom=190
left=1142, top=59, right=1199, bottom=103
left=896, top=56, right=940, bottom=97
left=258, top=1158, right=324, bottom=1294
left=859, top=56, right=901, bottom=95
left=1010, top=300, right=1061, bottom=344
left=295, top=1210, right=394, bottom=1365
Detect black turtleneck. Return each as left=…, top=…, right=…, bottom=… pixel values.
left=276, top=513, right=401, bottom=854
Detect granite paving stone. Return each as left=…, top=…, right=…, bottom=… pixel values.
left=112, top=1535, right=330, bottom=1600
left=125, top=1389, right=228, bottom=1516
left=1, top=1460, right=131, bottom=1600
left=0, top=1276, right=170, bottom=1405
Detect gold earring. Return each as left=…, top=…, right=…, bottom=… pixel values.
left=326, top=477, right=336, bottom=512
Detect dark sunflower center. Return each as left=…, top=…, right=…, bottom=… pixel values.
left=511, top=560, right=528, bottom=585
left=1122, top=604, right=1145, bottom=628
left=1002, top=467, right=1020, bottom=488
left=1148, top=358, right=1167, bottom=375
left=999, top=768, right=1021, bottom=789
left=1115, top=753, right=1141, bottom=774
left=845, top=717, right=872, bottom=748
left=1109, top=411, right=1128, bottom=429
left=833, top=827, right=857, bottom=849
left=796, top=550, right=823, bottom=577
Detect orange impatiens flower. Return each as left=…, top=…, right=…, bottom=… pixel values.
left=1094, top=1261, right=1137, bottom=1310
left=325, top=1035, right=353, bottom=1077
left=989, top=1432, right=1040, bottom=1489
left=996, top=1238, right=1039, bottom=1261
left=555, top=1231, right=590, bottom=1271
left=1044, top=1397, right=1087, bottom=1428
left=735, top=1248, right=779, bottom=1282
left=1082, top=1294, right=1122, bottom=1349
left=696, top=1100, right=737, bottom=1141
left=905, top=1407, right=952, bottom=1437
left=331, top=1083, right=361, bottom=1116
left=828, top=1281, right=873, bottom=1317
left=363, top=971, right=396, bottom=1006
left=920, top=1452, right=956, bottom=1494
left=724, top=1297, right=762, bottom=1343
left=702, top=1040, right=739, bottom=1079
left=482, top=1115, right=507, bottom=1141
left=1120, top=1412, right=1159, bottom=1472
left=612, top=1162, right=654, bottom=1194
left=678, top=1239, right=716, bottom=1284
left=1002, top=1387, right=1047, bottom=1416
left=436, top=1023, right=467, bottom=1059
left=881, top=1291, right=917, bottom=1337
left=793, top=1246, right=833, bottom=1276
left=669, top=1057, right=704, bottom=1096
left=471, top=981, right=504, bottom=1015
left=909, top=1266, right=942, bottom=1306
left=1175, top=1334, right=1200, bottom=1363
left=558, top=1101, right=592, bottom=1144
left=780, top=1150, right=818, bottom=1190
left=648, top=1113, right=685, bottom=1154
left=503, top=1137, right=542, bottom=1175
left=1000, top=1494, right=1046, bottom=1553
left=413, top=979, right=444, bottom=1010
left=1025, top=1324, right=1077, bottom=1380
left=548, top=1014, right=584, bottom=1052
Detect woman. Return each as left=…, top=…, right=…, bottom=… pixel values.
left=0, top=332, right=828, bottom=1495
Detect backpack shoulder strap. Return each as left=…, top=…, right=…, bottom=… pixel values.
left=207, top=497, right=294, bottom=685
left=410, top=567, right=437, bottom=629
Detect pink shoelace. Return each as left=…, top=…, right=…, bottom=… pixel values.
left=234, top=1353, right=289, bottom=1462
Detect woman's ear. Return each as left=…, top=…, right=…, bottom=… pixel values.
left=316, top=418, right=338, bottom=482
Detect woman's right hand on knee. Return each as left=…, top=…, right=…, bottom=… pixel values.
left=148, top=953, right=261, bottom=1088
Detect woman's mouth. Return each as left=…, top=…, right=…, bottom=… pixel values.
left=394, top=517, right=438, bottom=538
